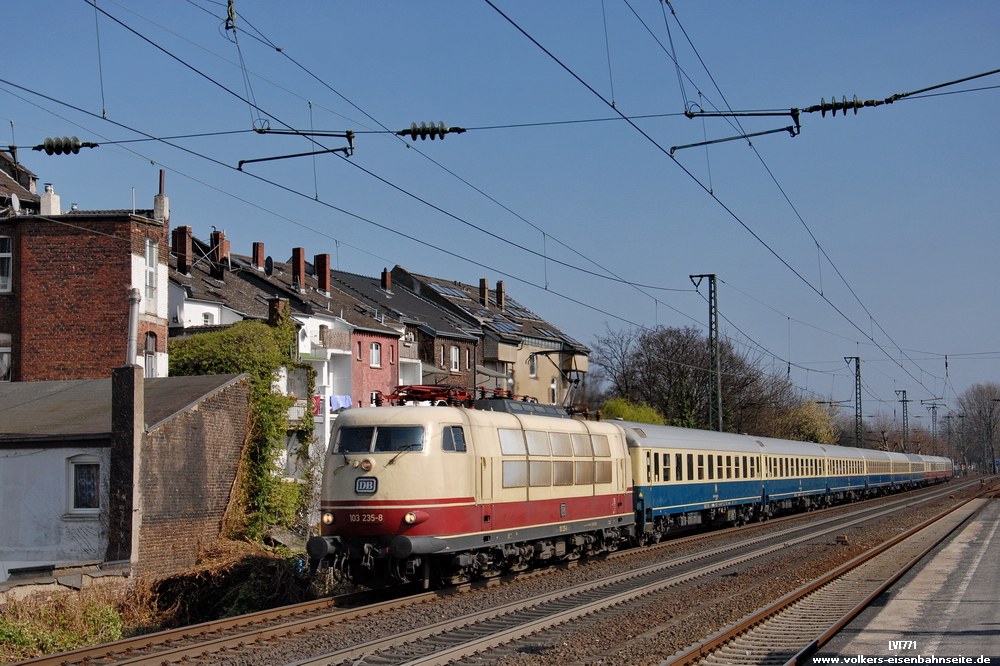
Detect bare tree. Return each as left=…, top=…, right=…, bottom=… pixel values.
left=593, top=325, right=825, bottom=439
left=956, top=382, right=1000, bottom=474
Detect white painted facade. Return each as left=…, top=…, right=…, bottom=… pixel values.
left=0, top=446, right=110, bottom=581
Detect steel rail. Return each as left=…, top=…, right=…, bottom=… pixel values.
left=661, top=493, right=989, bottom=666
left=289, top=485, right=971, bottom=666
left=10, top=480, right=973, bottom=666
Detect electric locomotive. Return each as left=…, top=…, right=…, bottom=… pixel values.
left=307, top=398, right=634, bottom=587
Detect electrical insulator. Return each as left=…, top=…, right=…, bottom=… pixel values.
left=33, top=136, right=99, bottom=155
left=819, top=95, right=863, bottom=117
left=398, top=122, right=467, bottom=140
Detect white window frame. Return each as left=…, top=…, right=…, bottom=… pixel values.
left=528, top=353, right=538, bottom=378
left=0, top=345, right=10, bottom=382
left=450, top=345, right=460, bottom=372
left=0, top=235, right=12, bottom=293
left=144, top=237, right=158, bottom=310
left=370, top=341, right=382, bottom=368
left=66, top=454, right=101, bottom=517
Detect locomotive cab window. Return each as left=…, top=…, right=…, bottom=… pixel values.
left=335, top=425, right=425, bottom=453
left=442, top=426, right=466, bottom=452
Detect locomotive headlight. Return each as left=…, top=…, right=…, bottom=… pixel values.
left=321, top=512, right=335, bottom=525
left=403, top=510, right=430, bottom=525
left=360, top=459, right=374, bottom=472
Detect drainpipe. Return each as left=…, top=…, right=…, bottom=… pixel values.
left=127, top=288, right=141, bottom=365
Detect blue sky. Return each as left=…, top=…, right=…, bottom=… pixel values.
left=4, top=1, right=998, bottom=426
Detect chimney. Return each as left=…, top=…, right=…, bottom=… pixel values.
left=315, top=253, right=331, bottom=294
left=381, top=268, right=392, bottom=292
left=40, top=183, right=61, bottom=216
left=107, top=363, right=143, bottom=565
left=252, top=242, right=265, bottom=271
left=496, top=280, right=506, bottom=311
left=210, top=229, right=227, bottom=263
left=172, top=226, right=192, bottom=275
left=292, top=247, right=306, bottom=292
left=153, top=169, right=169, bottom=223
left=267, top=297, right=289, bottom=327
left=479, top=278, right=489, bottom=307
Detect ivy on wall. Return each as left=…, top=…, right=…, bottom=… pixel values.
left=168, top=301, right=314, bottom=540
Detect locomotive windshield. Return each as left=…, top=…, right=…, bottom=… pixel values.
left=335, top=425, right=425, bottom=453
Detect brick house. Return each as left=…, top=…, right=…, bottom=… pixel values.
left=168, top=229, right=405, bottom=484
left=329, top=267, right=481, bottom=389
left=390, top=267, right=590, bottom=406
left=0, top=171, right=170, bottom=382
left=0, top=368, right=250, bottom=585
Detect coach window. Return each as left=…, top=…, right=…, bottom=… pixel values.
left=592, top=435, right=611, bottom=457
left=663, top=453, right=671, bottom=482
left=529, top=460, right=551, bottom=486
left=442, top=426, right=466, bottom=452
left=572, top=434, right=593, bottom=457
left=503, top=460, right=527, bottom=487
left=742, top=456, right=748, bottom=479
left=646, top=451, right=652, bottom=483
left=595, top=459, right=612, bottom=484
left=499, top=429, right=526, bottom=455
left=726, top=455, right=732, bottom=479
left=550, top=432, right=574, bottom=457
left=706, top=455, right=712, bottom=480
left=717, top=455, right=723, bottom=480
left=553, top=460, right=574, bottom=485
left=750, top=457, right=756, bottom=478
left=686, top=453, right=694, bottom=481
left=653, top=452, right=660, bottom=482
left=676, top=453, right=683, bottom=482
left=526, top=430, right=550, bottom=456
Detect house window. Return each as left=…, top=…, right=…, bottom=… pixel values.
left=450, top=345, right=460, bottom=372
left=144, top=238, right=157, bottom=305
left=203, top=312, right=214, bottom=326
left=0, top=236, right=11, bottom=292
left=144, top=332, right=157, bottom=378
left=528, top=353, right=537, bottom=377
left=466, top=348, right=471, bottom=371
left=370, top=342, right=381, bottom=367
left=67, top=455, right=100, bottom=514
left=357, top=341, right=362, bottom=360
left=389, top=344, right=395, bottom=365
left=0, top=344, right=10, bottom=382
left=440, top=344, right=446, bottom=369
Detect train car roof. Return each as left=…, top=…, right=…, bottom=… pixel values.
left=332, top=405, right=621, bottom=436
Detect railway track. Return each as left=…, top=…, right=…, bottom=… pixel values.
left=663, top=491, right=994, bottom=666
left=11, top=480, right=978, bottom=666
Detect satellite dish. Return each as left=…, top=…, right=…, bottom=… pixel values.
left=264, top=256, right=273, bottom=276
left=10, top=193, right=19, bottom=215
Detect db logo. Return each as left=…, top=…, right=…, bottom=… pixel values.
left=355, top=477, right=378, bottom=494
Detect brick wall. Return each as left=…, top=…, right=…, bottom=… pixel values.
left=352, top=331, right=399, bottom=407
left=0, top=214, right=168, bottom=381
left=133, top=376, right=250, bottom=579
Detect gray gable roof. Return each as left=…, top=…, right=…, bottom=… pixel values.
left=392, top=267, right=589, bottom=353
left=328, top=269, right=478, bottom=341
left=0, top=374, right=247, bottom=444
